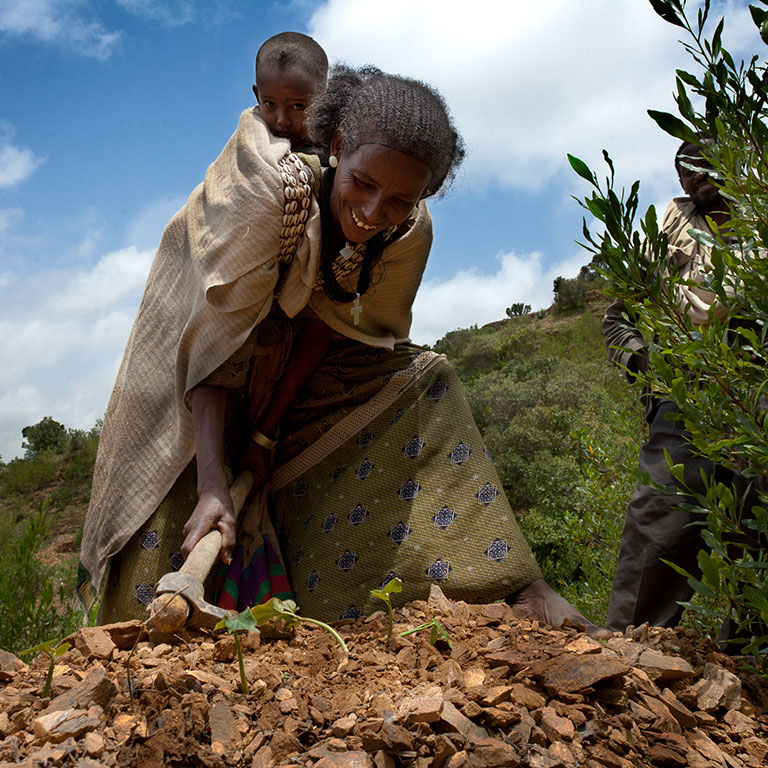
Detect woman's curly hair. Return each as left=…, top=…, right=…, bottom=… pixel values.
left=305, top=64, right=465, bottom=198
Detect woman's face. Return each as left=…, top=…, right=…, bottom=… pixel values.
left=329, top=141, right=432, bottom=244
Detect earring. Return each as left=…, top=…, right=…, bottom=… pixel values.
left=329, top=155, right=338, bottom=168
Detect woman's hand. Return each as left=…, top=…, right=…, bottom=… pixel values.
left=239, top=441, right=273, bottom=495
left=181, top=482, right=237, bottom=564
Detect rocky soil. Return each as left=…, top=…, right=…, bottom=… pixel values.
left=1, top=587, right=766, bottom=768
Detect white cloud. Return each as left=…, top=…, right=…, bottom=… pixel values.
left=309, top=0, right=759, bottom=200
left=0, top=134, right=43, bottom=187
left=410, top=249, right=584, bottom=346
left=116, top=0, right=195, bottom=27
left=0, top=244, right=153, bottom=460
left=0, top=0, right=121, bottom=59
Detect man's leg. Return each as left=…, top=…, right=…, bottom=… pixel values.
left=607, top=401, right=711, bottom=632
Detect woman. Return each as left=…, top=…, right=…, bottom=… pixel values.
left=78, top=66, right=607, bottom=638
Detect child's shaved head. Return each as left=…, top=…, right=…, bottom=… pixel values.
left=255, top=32, right=328, bottom=85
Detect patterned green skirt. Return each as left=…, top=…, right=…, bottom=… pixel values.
left=99, top=339, right=541, bottom=624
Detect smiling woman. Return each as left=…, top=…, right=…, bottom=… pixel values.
left=78, top=64, right=608, bottom=638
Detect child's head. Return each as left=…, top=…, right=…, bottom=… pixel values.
left=254, top=32, right=328, bottom=149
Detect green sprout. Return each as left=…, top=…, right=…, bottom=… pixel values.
left=399, top=618, right=452, bottom=649
left=20, top=639, right=72, bottom=698
left=370, top=577, right=402, bottom=642
left=216, top=597, right=348, bottom=694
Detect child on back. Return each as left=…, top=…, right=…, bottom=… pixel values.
left=252, top=32, right=328, bottom=152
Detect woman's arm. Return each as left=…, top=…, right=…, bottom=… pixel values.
left=181, top=320, right=333, bottom=561
left=240, top=319, right=333, bottom=481
left=181, top=385, right=237, bottom=563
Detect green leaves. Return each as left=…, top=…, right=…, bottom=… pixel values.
left=647, top=110, right=699, bottom=144
left=568, top=154, right=596, bottom=185
left=215, top=606, right=260, bottom=634
left=749, top=4, right=768, bottom=45
left=400, top=618, right=452, bottom=649
left=572, top=0, right=768, bottom=671
left=20, top=640, right=72, bottom=698
left=369, top=577, right=402, bottom=603
left=371, top=577, right=402, bottom=642
left=216, top=597, right=349, bottom=654
left=648, top=0, right=686, bottom=28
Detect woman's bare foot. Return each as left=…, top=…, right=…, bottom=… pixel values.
left=506, top=579, right=612, bottom=640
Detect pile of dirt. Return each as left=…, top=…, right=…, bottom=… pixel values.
left=1, top=588, right=766, bottom=768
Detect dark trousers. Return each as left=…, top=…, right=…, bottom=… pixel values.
left=607, top=401, right=714, bottom=631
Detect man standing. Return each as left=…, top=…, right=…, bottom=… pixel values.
left=603, top=141, right=731, bottom=632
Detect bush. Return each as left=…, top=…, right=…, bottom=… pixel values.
left=0, top=502, right=83, bottom=653
left=49, top=428, right=100, bottom=509
left=1, top=451, right=59, bottom=495
left=506, top=303, right=531, bottom=317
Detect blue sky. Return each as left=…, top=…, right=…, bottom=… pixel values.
left=0, top=0, right=759, bottom=459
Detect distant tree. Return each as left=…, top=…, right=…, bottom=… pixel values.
left=506, top=303, right=532, bottom=318
left=21, top=417, right=68, bottom=457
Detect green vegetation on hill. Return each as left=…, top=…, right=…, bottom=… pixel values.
left=0, top=419, right=100, bottom=652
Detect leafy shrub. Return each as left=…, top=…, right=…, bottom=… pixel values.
left=552, top=275, right=589, bottom=313
left=1, top=451, right=59, bottom=495
left=571, top=0, right=768, bottom=663
left=0, top=502, right=83, bottom=653
left=49, top=429, right=100, bottom=509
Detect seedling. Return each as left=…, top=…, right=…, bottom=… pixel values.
left=216, top=597, right=349, bottom=694
left=399, top=618, right=452, bottom=649
left=370, top=577, right=402, bottom=641
left=20, top=639, right=72, bottom=698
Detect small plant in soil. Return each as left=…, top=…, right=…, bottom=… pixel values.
left=20, top=639, right=72, bottom=697
left=400, top=618, right=452, bottom=650
left=370, top=577, right=402, bottom=641
left=216, top=597, right=349, bottom=694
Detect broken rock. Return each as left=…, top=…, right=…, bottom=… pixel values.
left=694, top=663, right=742, bottom=712
left=42, top=665, right=116, bottom=715
left=209, top=698, right=240, bottom=753
left=0, top=650, right=27, bottom=682
left=70, top=627, right=117, bottom=661
left=398, top=684, right=443, bottom=723
left=314, top=750, right=374, bottom=768
left=438, top=700, right=489, bottom=743
left=636, top=649, right=694, bottom=682
left=536, top=707, right=575, bottom=742
left=528, top=652, right=628, bottom=693
left=32, top=709, right=99, bottom=743
left=472, top=737, right=520, bottom=767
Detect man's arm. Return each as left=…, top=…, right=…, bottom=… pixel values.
left=602, top=297, right=649, bottom=381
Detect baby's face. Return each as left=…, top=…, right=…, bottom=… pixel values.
left=254, top=65, right=319, bottom=148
